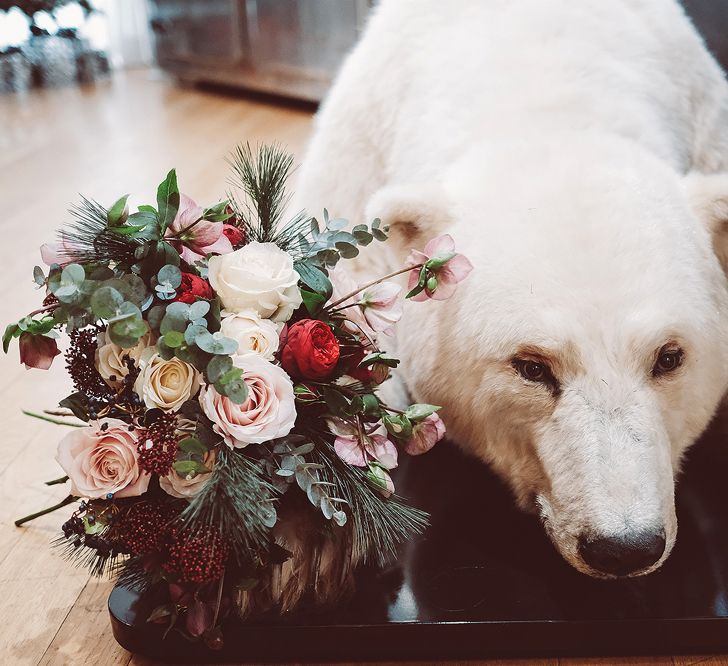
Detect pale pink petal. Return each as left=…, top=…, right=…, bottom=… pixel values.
left=199, top=233, right=233, bottom=256
left=367, top=434, right=398, bottom=470
left=441, top=253, right=474, bottom=282
left=404, top=413, right=446, bottom=455
left=362, top=282, right=401, bottom=308
left=423, top=234, right=455, bottom=258
left=334, top=435, right=368, bottom=467
left=40, top=242, right=64, bottom=265
left=191, top=220, right=224, bottom=247
left=428, top=277, right=458, bottom=301
left=405, top=248, right=429, bottom=268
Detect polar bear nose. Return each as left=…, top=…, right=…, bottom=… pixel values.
left=577, top=529, right=666, bottom=576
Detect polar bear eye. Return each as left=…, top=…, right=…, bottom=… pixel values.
left=653, top=346, right=684, bottom=377
left=514, top=359, right=554, bottom=385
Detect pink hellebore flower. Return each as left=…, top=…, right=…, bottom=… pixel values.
left=359, top=282, right=403, bottom=335
left=406, top=234, right=473, bottom=302
left=404, top=413, right=446, bottom=455
left=40, top=233, right=80, bottom=266
left=18, top=332, right=60, bottom=370
left=327, top=266, right=376, bottom=342
left=330, top=418, right=398, bottom=470
left=166, top=194, right=233, bottom=264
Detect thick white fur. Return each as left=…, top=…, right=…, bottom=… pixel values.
left=295, top=0, right=728, bottom=576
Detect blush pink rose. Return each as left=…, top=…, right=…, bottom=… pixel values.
left=199, top=356, right=296, bottom=448
left=56, top=418, right=150, bottom=499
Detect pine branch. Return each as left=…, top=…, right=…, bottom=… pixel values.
left=311, top=438, right=429, bottom=566
left=61, top=196, right=141, bottom=266
left=179, top=447, right=277, bottom=564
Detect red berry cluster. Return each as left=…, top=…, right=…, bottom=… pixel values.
left=164, top=528, right=230, bottom=584
left=112, top=502, right=180, bottom=555
left=137, top=412, right=179, bottom=476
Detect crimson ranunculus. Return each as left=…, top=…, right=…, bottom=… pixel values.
left=222, top=224, right=245, bottom=247
left=19, top=332, right=60, bottom=370
left=280, top=319, right=340, bottom=381
left=174, top=273, right=214, bottom=304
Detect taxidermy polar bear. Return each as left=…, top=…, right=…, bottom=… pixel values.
left=295, top=0, right=728, bottom=579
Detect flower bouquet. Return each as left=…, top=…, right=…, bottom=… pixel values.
left=4, top=144, right=472, bottom=647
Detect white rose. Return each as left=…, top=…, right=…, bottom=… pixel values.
left=208, top=241, right=302, bottom=322
left=133, top=348, right=201, bottom=412
left=160, top=449, right=216, bottom=499
left=96, top=331, right=154, bottom=387
left=220, top=310, right=280, bottom=360
left=199, top=355, right=296, bottom=447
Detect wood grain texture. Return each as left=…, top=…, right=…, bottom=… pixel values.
left=0, top=68, right=725, bottom=666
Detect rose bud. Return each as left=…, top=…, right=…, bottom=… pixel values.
left=173, top=272, right=214, bottom=304
left=280, top=319, right=340, bottom=381
left=222, top=223, right=245, bottom=247
left=19, top=332, right=60, bottom=370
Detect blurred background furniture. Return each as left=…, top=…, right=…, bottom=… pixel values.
left=147, top=0, right=370, bottom=102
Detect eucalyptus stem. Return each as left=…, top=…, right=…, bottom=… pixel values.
left=22, top=410, right=84, bottom=427
left=326, top=263, right=422, bottom=310
left=15, top=494, right=76, bottom=527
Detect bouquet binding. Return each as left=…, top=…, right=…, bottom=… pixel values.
left=5, top=144, right=472, bottom=647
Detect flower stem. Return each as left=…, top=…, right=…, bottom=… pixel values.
left=22, top=410, right=84, bottom=427
left=167, top=215, right=204, bottom=240
left=26, top=304, right=56, bottom=318
left=15, top=494, right=76, bottom=527
left=45, top=475, right=69, bottom=486
left=326, top=264, right=423, bottom=310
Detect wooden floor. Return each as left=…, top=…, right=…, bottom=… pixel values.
left=0, top=68, right=725, bottom=666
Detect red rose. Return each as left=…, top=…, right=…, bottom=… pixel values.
left=280, top=319, right=340, bottom=381
left=222, top=224, right=245, bottom=248
left=19, top=332, right=60, bottom=370
left=174, top=273, right=214, bottom=304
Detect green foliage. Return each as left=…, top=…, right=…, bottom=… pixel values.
left=156, top=169, right=180, bottom=235
left=179, top=447, right=277, bottom=564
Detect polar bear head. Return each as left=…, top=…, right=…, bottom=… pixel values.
left=368, top=138, right=728, bottom=578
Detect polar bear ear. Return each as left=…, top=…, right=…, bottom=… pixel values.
left=365, top=183, right=453, bottom=251
left=685, top=172, right=728, bottom=273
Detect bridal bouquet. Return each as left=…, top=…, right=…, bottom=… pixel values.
left=4, top=145, right=472, bottom=647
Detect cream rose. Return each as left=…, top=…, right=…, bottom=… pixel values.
left=56, top=418, right=150, bottom=498
left=160, top=449, right=216, bottom=499
left=208, top=241, right=302, bottom=322
left=220, top=310, right=280, bottom=360
left=96, top=330, right=154, bottom=388
left=134, top=348, right=201, bottom=412
left=199, top=355, right=296, bottom=447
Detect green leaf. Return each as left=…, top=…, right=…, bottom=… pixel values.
left=383, top=414, right=413, bottom=440
left=173, top=460, right=211, bottom=476
left=157, top=264, right=182, bottom=288
left=404, top=403, right=441, bottom=421
left=163, top=330, right=185, bottom=348
left=188, top=300, right=210, bottom=321
left=195, top=330, right=237, bottom=355
left=107, top=194, right=130, bottom=226
left=61, top=263, right=85, bottom=286
left=206, top=354, right=233, bottom=383
left=361, top=394, right=381, bottom=416
left=59, top=392, right=90, bottom=421
left=33, top=266, right=45, bottom=286
left=300, top=288, right=326, bottom=315
left=157, top=169, right=180, bottom=234
left=322, top=387, right=350, bottom=417
left=178, top=436, right=208, bottom=455
left=215, top=367, right=248, bottom=404
left=3, top=323, right=19, bottom=353
left=294, top=261, right=332, bottom=297
left=335, top=241, right=359, bottom=259
left=90, top=286, right=124, bottom=319
left=426, top=251, right=456, bottom=270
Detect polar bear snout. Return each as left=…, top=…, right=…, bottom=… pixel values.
left=577, top=528, right=666, bottom=577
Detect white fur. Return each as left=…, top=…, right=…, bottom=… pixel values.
left=296, top=0, right=728, bottom=576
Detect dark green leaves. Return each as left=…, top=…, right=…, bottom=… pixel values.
left=294, top=261, right=332, bottom=296
left=107, top=194, right=130, bottom=227
left=157, top=169, right=180, bottom=235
